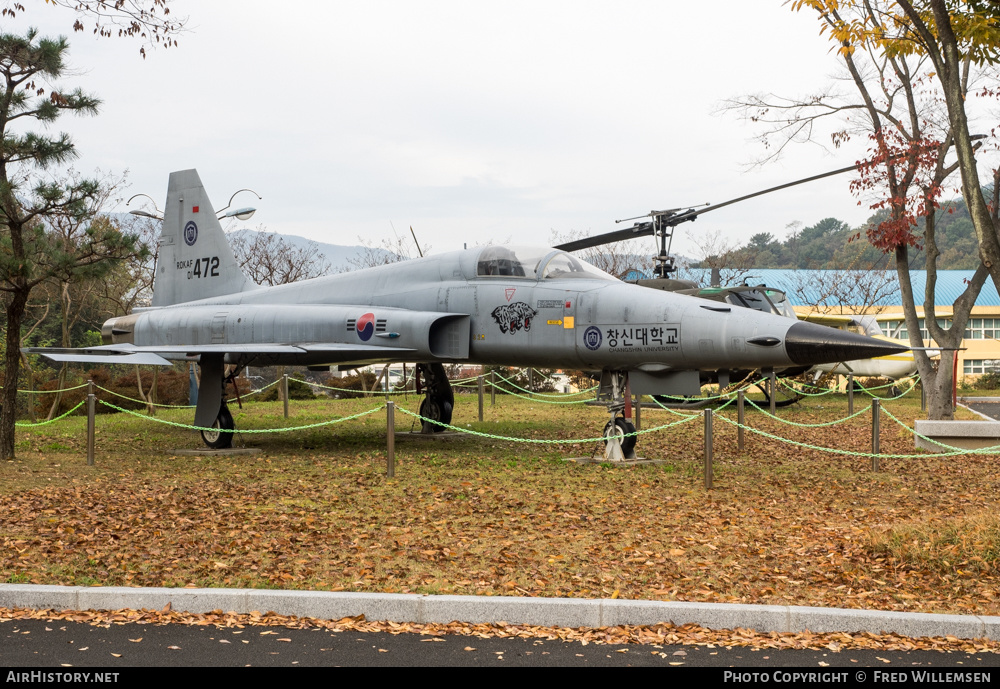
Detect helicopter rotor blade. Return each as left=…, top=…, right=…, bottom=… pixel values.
left=553, top=163, right=860, bottom=254
left=554, top=222, right=655, bottom=253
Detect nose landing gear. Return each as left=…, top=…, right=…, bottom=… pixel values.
left=599, top=370, right=637, bottom=461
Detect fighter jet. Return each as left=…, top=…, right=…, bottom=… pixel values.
left=32, top=170, right=908, bottom=458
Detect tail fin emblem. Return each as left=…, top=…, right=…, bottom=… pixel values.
left=183, top=221, right=198, bottom=246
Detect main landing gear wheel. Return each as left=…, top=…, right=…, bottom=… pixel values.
left=603, top=417, right=636, bottom=459
left=417, top=362, right=454, bottom=434
left=419, top=396, right=453, bottom=434
left=201, top=403, right=235, bottom=449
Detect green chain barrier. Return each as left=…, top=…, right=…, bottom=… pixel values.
left=289, top=375, right=416, bottom=395
left=878, top=404, right=1000, bottom=454
left=652, top=377, right=767, bottom=403
left=13, top=383, right=89, bottom=395
left=715, top=411, right=989, bottom=459
left=97, top=399, right=385, bottom=434
left=485, top=378, right=595, bottom=405
left=647, top=383, right=755, bottom=415
left=395, top=406, right=698, bottom=444
left=14, top=400, right=86, bottom=427
left=490, top=371, right=598, bottom=398
left=778, top=379, right=837, bottom=396
left=778, top=376, right=918, bottom=399
left=94, top=385, right=196, bottom=409
left=714, top=394, right=738, bottom=412
left=649, top=395, right=707, bottom=417
left=744, top=396, right=873, bottom=427
left=854, top=378, right=916, bottom=392
left=853, top=377, right=918, bottom=397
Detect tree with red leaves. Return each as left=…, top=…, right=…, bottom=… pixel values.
left=726, top=1, right=998, bottom=419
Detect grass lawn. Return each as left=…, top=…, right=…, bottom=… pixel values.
left=3, top=385, right=999, bottom=620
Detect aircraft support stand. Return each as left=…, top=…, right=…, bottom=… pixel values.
left=848, top=374, right=854, bottom=415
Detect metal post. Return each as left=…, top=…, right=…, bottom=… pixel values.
left=703, top=409, right=713, bottom=490
left=871, top=398, right=880, bottom=472
left=282, top=373, right=289, bottom=419
left=478, top=375, right=484, bottom=422
left=634, top=393, right=641, bottom=431
left=848, top=374, right=854, bottom=415
left=769, top=370, right=776, bottom=415
left=386, top=401, right=395, bottom=478
left=528, top=368, right=534, bottom=397
left=737, top=389, right=745, bottom=453
left=490, top=370, right=496, bottom=406
left=86, top=379, right=95, bottom=466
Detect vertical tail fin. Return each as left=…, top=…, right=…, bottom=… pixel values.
left=151, top=169, right=254, bottom=307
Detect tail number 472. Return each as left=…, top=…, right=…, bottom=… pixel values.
left=189, top=256, right=220, bottom=279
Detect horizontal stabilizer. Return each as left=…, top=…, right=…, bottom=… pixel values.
left=30, top=351, right=174, bottom=366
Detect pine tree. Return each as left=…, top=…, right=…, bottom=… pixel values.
left=0, top=29, right=140, bottom=459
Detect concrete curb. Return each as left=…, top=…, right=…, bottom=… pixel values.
left=1, top=584, right=997, bottom=640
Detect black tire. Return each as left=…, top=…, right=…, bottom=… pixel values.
left=419, top=396, right=453, bottom=433
left=201, top=404, right=235, bottom=449
left=889, top=385, right=901, bottom=397
left=603, top=417, right=636, bottom=457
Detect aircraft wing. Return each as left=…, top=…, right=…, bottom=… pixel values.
left=35, top=352, right=176, bottom=366
left=26, top=342, right=418, bottom=366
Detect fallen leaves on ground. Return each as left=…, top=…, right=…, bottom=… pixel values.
left=0, top=605, right=995, bottom=654
left=2, top=395, right=999, bottom=624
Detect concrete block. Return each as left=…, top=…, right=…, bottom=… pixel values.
left=246, top=590, right=420, bottom=623
left=621, top=601, right=790, bottom=632
left=977, top=615, right=1000, bottom=640
left=421, top=594, right=601, bottom=627
left=915, top=420, right=1000, bottom=451
left=75, top=586, right=247, bottom=614
left=0, top=584, right=78, bottom=611
left=788, top=606, right=984, bottom=639
left=600, top=599, right=678, bottom=627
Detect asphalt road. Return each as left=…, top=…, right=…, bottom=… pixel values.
left=965, top=400, right=1000, bottom=421
left=2, top=619, right=998, bottom=669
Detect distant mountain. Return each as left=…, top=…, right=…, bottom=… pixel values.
left=225, top=229, right=396, bottom=272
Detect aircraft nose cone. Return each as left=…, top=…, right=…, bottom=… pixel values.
left=784, top=321, right=909, bottom=366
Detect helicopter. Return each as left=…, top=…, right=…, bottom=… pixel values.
left=551, top=164, right=915, bottom=406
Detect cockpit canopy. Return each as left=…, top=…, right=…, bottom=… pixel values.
left=475, top=246, right=615, bottom=281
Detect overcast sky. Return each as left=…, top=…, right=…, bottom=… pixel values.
left=8, top=1, right=886, bottom=259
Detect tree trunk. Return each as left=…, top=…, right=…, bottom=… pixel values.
left=0, top=290, right=29, bottom=460
left=46, top=363, right=68, bottom=421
